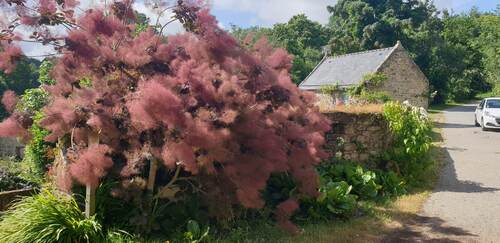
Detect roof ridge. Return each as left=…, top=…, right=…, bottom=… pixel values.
left=327, top=46, right=395, bottom=60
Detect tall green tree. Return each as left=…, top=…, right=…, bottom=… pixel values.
left=441, top=10, right=488, bottom=100
left=326, top=0, right=491, bottom=103
left=0, top=57, right=40, bottom=118
left=270, top=15, right=330, bottom=84
left=474, top=14, right=500, bottom=94
left=231, top=15, right=329, bottom=84
left=327, top=0, right=436, bottom=53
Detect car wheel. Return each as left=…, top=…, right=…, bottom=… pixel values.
left=481, top=117, right=487, bottom=131
left=475, top=115, right=480, bottom=127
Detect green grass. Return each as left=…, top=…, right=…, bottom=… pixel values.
left=428, top=102, right=463, bottom=114
left=0, top=189, right=104, bottom=243
left=475, top=91, right=500, bottom=100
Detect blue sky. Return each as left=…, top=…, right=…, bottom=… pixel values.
left=209, top=0, right=500, bottom=28
left=18, top=0, right=500, bottom=58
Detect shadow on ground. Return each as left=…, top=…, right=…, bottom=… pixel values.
left=377, top=145, right=482, bottom=243
left=441, top=105, right=476, bottom=113
left=433, top=122, right=476, bottom=129
left=380, top=212, right=478, bottom=243
left=435, top=146, right=499, bottom=193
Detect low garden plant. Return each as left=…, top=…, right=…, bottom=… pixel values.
left=0, top=189, right=104, bottom=243
left=0, top=166, right=37, bottom=191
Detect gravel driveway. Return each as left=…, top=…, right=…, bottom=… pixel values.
left=384, top=103, right=500, bottom=243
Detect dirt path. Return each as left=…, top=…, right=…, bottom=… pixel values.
left=383, top=104, right=500, bottom=243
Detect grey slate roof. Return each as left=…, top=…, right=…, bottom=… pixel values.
left=299, top=45, right=396, bottom=90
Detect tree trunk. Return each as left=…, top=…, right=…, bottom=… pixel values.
left=147, top=158, right=158, bottom=193
left=85, top=132, right=99, bottom=218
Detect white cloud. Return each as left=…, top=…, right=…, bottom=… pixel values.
left=210, top=0, right=335, bottom=26
left=17, top=0, right=485, bottom=59
left=210, top=0, right=488, bottom=27
left=132, top=1, right=184, bottom=35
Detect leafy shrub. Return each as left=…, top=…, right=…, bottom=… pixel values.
left=0, top=158, right=43, bottom=185
left=17, top=88, right=52, bottom=179
left=263, top=173, right=297, bottom=208
left=299, top=180, right=358, bottom=220
left=377, top=171, right=406, bottom=197
left=346, top=73, right=391, bottom=104
left=183, top=220, right=210, bottom=243
left=22, top=111, right=53, bottom=177
left=318, top=162, right=381, bottom=200
left=319, top=83, right=340, bottom=94
left=0, top=167, right=36, bottom=191
left=357, top=91, right=392, bottom=103
left=0, top=189, right=104, bottom=243
left=316, top=160, right=406, bottom=202
left=383, top=101, right=433, bottom=181
left=102, top=230, right=138, bottom=243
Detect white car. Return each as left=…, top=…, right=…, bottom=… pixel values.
left=475, top=98, right=500, bottom=131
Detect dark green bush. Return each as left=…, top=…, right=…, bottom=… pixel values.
left=0, top=167, right=36, bottom=191
left=263, top=173, right=297, bottom=208
left=300, top=180, right=358, bottom=220
left=18, top=88, right=53, bottom=178
left=22, top=111, right=53, bottom=177
left=377, top=171, right=406, bottom=197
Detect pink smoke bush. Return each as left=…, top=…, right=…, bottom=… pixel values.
left=0, top=0, right=331, bottom=231
left=1, top=90, right=18, bottom=113
left=69, top=144, right=113, bottom=187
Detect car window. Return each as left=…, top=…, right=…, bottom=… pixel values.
left=486, top=99, right=500, bottom=108
left=479, top=100, right=485, bottom=109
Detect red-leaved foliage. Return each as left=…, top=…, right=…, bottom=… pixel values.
left=69, top=144, right=113, bottom=187
left=0, top=0, right=331, bottom=230
left=0, top=44, right=22, bottom=74
left=1, top=90, right=18, bottom=113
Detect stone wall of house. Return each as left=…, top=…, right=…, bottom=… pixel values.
left=314, top=91, right=349, bottom=110
left=0, top=137, right=24, bottom=158
left=373, top=43, right=430, bottom=108
left=323, top=112, right=393, bottom=162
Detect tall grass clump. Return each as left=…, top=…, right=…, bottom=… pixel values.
left=0, top=189, right=103, bottom=243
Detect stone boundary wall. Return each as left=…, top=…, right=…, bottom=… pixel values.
left=323, top=112, right=393, bottom=162
left=0, top=188, right=37, bottom=211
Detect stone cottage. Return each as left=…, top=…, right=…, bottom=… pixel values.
left=299, top=41, right=430, bottom=108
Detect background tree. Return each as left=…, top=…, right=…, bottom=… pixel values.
left=231, top=15, right=329, bottom=85
left=0, top=58, right=40, bottom=118
left=440, top=9, right=488, bottom=100
left=270, top=15, right=330, bottom=84
left=326, top=0, right=491, bottom=103
left=473, top=12, right=500, bottom=95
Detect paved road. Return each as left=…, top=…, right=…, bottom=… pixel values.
left=422, top=104, right=500, bottom=242
left=382, top=103, right=500, bottom=243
